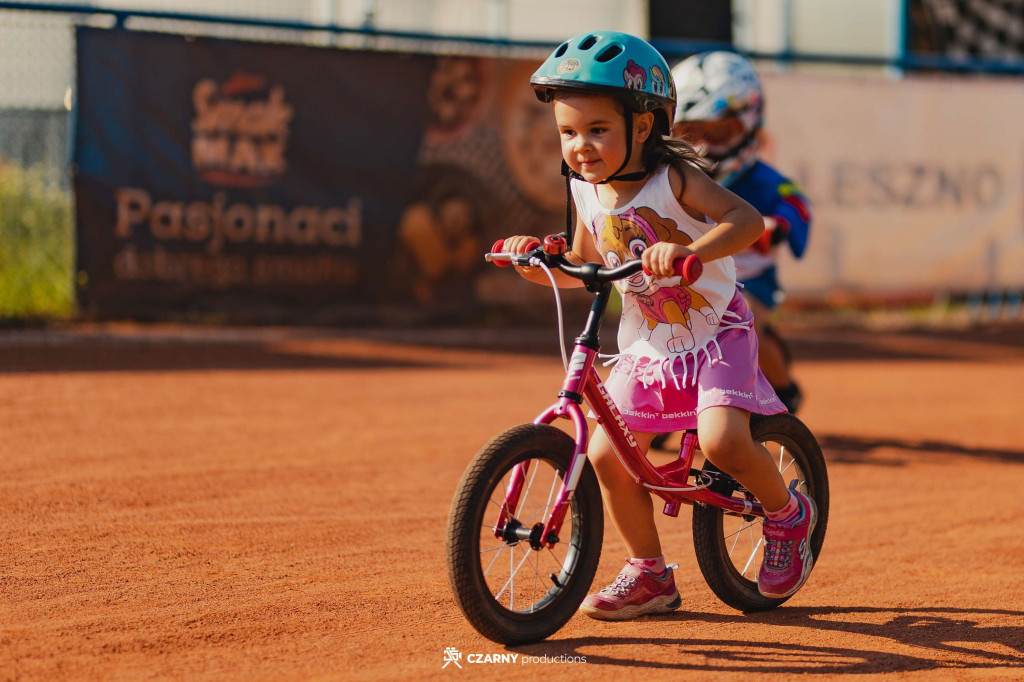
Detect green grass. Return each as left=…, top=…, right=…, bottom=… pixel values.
left=0, top=163, right=74, bottom=320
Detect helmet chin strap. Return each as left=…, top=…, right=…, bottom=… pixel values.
left=559, top=109, right=650, bottom=250
left=598, top=112, right=650, bottom=184
left=564, top=111, right=649, bottom=184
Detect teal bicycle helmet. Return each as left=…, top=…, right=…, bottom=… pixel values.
left=531, top=31, right=676, bottom=138
left=531, top=32, right=678, bottom=246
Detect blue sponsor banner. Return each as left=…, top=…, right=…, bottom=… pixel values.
left=73, top=26, right=434, bottom=318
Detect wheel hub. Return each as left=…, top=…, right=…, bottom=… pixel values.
left=500, top=520, right=550, bottom=550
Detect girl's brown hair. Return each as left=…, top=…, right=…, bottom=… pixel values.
left=640, top=120, right=715, bottom=178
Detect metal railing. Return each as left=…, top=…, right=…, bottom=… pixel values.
left=1, top=0, right=1021, bottom=322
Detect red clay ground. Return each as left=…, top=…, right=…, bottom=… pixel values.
left=1, top=322, right=1023, bottom=680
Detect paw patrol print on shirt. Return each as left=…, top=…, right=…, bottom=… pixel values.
left=597, top=207, right=719, bottom=354
left=571, top=166, right=750, bottom=389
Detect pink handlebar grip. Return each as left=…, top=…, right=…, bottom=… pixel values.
left=675, top=254, right=703, bottom=284
left=491, top=239, right=511, bottom=267
left=490, top=238, right=541, bottom=267
left=642, top=254, right=703, bottom=284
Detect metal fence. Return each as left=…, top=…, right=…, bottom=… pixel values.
left=0, top=2, right=558, bottom=320
left=1, top=0, right=1022, bottom=322
left=1, top=7, right=73, bottom=318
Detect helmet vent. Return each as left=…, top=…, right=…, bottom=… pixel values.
left=595, top=44, right=623, bottom=62
left=554, top=41, right=569, bottom=58
left=578, top=34, right=599, bottom=50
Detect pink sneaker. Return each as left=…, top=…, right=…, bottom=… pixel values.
left=579, top=562, right=681, bottom=621
left=758, top=490, right=817, bottom=598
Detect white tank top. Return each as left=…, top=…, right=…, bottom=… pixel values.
left=571, top=164, right=745, bottom=380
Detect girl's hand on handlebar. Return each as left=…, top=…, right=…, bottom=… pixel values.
left=497, top=235, right=542, bottom=272
left=502, top=235, right=542, bottom=255
left=642, top=242, right=695, bottom=281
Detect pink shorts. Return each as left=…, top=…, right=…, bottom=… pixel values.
left=603, top=291, right=785, bottom=433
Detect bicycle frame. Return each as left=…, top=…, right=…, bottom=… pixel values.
left=494, top=283, right=765, bottom=550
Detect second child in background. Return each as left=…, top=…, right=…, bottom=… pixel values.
left=670, top=52, right=811, bottom=416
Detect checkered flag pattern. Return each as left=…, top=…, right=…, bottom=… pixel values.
left=915, top=0, right=1024, bottom=59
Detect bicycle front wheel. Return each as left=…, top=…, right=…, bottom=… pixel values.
left=446, top=424, right=603, bottom=644
left=692, top=413, right=829, bottom=612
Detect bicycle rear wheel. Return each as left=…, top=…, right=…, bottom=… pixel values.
left=446, top=424, right=603, bottom=644
left=692, top=413, right=829, bottom=612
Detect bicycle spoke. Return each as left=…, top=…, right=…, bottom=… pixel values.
left=740, top=535, right=764, bottom=578
left=483, top=464, right=530, bottom=522
left=514, top=542, right=533, bottom=608
left=480, top=543, right=513, bottom=555
left=483, top=466, right=535, bottom=531
left=482, top=542, right=510, bottom=577
left=723, top=518, right=760, bottom=542
left=546, top=546, right=568, bottom=573
left=486, top=485, right=512, bottom=515
left=530, top=545, right=543, bottom=609
left=533, top=469, right=560, bottom=522
left=726, top=523, right=745, bottom=569
left=516, top=460, right=542, bottom=518
left=721, top=514, right=762, bottom=579
left=508, top=544, right=515, bottom=609
left=495, top=542, right=537, bottom=605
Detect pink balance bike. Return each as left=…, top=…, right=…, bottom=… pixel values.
left=446, top=235, right=829, bottom=645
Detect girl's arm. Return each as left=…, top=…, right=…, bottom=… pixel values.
left=641, top=162, right=763, bottom=279
left=506, top=214, right=601, bottom=289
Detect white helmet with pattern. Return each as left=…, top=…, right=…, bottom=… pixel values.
left=670, top=51, right=763, bottom=185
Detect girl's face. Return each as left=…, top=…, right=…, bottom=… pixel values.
left=553, top=94, right=650, bottom=183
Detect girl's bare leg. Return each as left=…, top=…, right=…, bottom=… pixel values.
left=587, top=427, right=662, bottom=558
left=697, top=405, right=790, bottom=512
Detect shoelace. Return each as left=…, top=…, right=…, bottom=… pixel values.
left=764, top=537, right=793, bottom=569
left=599, top=573, right=639, bottom=596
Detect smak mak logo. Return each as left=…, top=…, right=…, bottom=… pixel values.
left=191, top=70, right=294, bottom=188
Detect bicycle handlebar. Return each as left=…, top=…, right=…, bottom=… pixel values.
left=487, top=237, right=703, bottom=286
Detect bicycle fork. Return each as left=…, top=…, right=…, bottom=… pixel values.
left=493, top=341, right=594, bottom=549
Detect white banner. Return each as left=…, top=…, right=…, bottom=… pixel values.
left=761, top=71, right=1024, bottom=296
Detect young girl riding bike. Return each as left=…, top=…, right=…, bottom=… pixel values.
left=501, top=31, right=817, bottom=620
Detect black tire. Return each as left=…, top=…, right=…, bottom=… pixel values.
left=692, top=413, right=829, bottom=612
left=446, top=424, right=603, bottom=644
